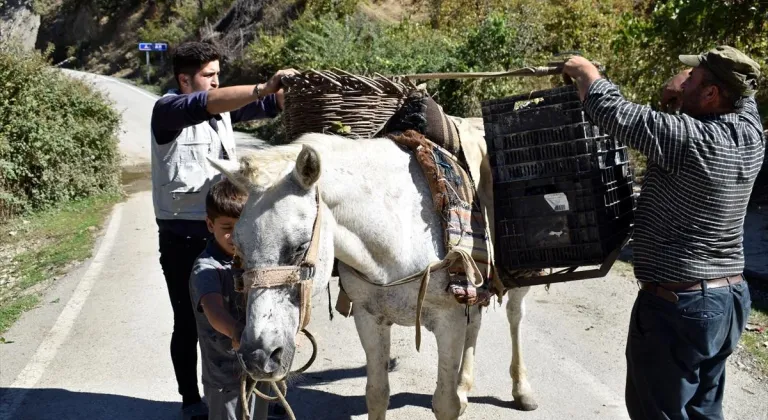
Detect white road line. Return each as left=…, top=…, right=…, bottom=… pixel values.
left=0, top=203, right=125, bottom=420
left=59, top=69, right=160, bottom=101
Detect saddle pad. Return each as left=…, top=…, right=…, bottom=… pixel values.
left=388, top=130, right=492, bottom=286
left=383, top=90, right=462, bottom=156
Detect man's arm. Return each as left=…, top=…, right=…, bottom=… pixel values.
left=564, top=57, right=692, bottom=173
left=736, top=96, right=763, bottom=134
left=150, top=87, right=261, bottom=145
left=201, top=293, right=244, bottom=350
left=206, top=68, right=298, bottom=115
left=230, top=93, right=280, bottom=124
left=151, top=68, right=299, bottom=144
left=151, top=91, right=211, bottom=145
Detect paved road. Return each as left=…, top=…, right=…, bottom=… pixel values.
left=1, top=73, right=766, bottom=420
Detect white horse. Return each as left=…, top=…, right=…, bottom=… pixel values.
left=211, top=125, right=537, bottom=419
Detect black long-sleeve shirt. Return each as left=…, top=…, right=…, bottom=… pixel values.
left=151, top=89, right=278, bottom=144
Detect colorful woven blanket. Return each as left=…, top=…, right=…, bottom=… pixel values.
left=388, top=130, right=494, bottom=304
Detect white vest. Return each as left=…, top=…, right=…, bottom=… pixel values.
left=151, top=92, right=237, bottom=221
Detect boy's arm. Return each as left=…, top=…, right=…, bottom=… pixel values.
left=200, top=293, right=244, bottom=349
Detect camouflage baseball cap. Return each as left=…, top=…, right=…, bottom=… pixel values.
left=679, top=45, right=760, bottom=96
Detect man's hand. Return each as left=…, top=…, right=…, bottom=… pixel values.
left=260, top=68, right=300, bottom=96
left=660, top=68, right=691, bottom=113
left=562, top=56, right=602, bottom=102
left=256, top=68, right=299, bottom=110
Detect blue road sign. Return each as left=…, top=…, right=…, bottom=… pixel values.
left=139, top=42, right=168, bottom=51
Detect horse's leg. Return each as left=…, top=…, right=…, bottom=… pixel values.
left=432, top=309, right=468, bottom=420
left=353, top=306, right=392, bottom=420
left=506, top=286, right=538, bottom=411
left=456, top=307, right=481, bottom=416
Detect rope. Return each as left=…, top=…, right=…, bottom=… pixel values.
left=239, top=329, right=318, bottom=420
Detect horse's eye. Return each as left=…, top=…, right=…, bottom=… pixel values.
left=294, top=243, right=309, bottom=256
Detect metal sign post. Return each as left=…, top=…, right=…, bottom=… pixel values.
left=138, top=42, right=169, bottom=84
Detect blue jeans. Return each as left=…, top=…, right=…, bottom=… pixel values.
left=625, top=279, right=751, bottom=420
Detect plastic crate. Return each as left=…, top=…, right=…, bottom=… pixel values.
left=495, top=181, right=635, bottom=220
left=482, top=84, right=636, bottom=272
left=493, top=164, right=633, bottom=199
left=498, top=228, right=632, bottom=269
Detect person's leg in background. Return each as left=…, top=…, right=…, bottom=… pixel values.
left=159, top=229, right=210, bottom=415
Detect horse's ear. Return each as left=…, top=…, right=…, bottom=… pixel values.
left=207, top=157, right=251, bottom=192
left=293, top=145, right=321, bottom=190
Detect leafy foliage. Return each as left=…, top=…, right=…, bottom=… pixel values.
left=609, top=0, right=768, bottom=111
left=0, top=46, right=121, bottom=215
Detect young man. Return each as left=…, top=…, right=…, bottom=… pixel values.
left=564, top=46, right=763, bottom=419
left=150, top=41, right=297, bottom=419
left=190, top=178, right=282, bottom=420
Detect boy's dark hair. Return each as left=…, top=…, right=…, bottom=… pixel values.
left=206, top=178, right=247, bottom=221
left=172, top=41, right=221, bottom=84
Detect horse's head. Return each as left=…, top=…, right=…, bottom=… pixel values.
left=209, top=144, right=334, bottom=380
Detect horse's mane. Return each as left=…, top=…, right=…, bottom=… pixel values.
left=237, top=133, right=362, bottom=190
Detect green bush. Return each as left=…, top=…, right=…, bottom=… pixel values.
left=0, top=46, right=121, bottom=215
left=244, top=10, right=554, bottom=116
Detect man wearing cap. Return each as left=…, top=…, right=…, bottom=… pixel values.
left=564, top=46, right=764, bottom=419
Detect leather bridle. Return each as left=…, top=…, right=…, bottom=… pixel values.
left=234, top=188, right=322, bottom=333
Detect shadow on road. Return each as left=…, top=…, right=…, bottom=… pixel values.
left=2, top=365, right=521, bottom=420
left=284, top=364, right=522, bottom=419
left=0, top=387, right=178, bottom=420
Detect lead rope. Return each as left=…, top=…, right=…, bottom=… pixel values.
left=240, top=329, right=318, bottom=420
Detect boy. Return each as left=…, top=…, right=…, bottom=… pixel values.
left=190, top=178, right=285, bottom=419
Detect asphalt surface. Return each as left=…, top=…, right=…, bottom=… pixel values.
left=0, top=72, right=766, bottom=420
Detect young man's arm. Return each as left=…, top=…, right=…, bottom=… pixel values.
left=200, top=294, right=244, bottom=349
left=207, top=68, right=298, bottom=117
left=151, top=68, right=299, bottom=144
left=230, top=93, right=280, bottom=124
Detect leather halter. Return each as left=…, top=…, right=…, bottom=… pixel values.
left=235, top=188, right=322, bottom=333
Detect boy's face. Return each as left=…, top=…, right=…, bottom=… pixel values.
left=206, top=215, right=238, bottom=256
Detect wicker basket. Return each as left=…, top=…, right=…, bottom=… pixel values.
left=281, top=69, right=413, bottom=141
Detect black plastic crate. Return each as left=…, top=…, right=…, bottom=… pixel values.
left=482, top=85, right=581, bottom=117
left=495, top=182, right=635, bottom=220
left=493, top=164, right=634, bottom=199
left=491, top=146, right=629, bottom=183
left=498, top=208, right=634, bottom=249
left=482, top=84, right=636, bottom=272
left=498, top=228, right=632, bottom=269
left=488, top=123, right=605, bottom=158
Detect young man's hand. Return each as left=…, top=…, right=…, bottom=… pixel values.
left=261, top=68, right=300, bottom=96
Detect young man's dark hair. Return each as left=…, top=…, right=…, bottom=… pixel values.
left=205, top=178, right=247, bottom=221
left=172, top=42, right=222, bottom=85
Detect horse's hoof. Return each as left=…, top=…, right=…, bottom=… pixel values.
left=513, top=395, right=538, bottom=411
left=458, top=392, right=468, bottom=416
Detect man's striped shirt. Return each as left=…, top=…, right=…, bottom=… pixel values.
left=584, top=78, right=765, bottom=283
